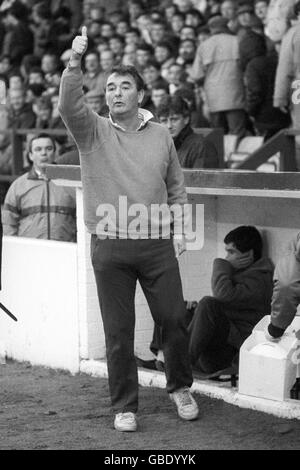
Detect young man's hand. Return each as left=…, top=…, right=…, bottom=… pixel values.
left=228, top=251, right=253, bottom=271
left=71, top=26, right=88, bottom=60
left=264, top=327, right=281, bottom=343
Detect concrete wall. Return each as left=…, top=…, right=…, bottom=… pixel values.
left=0, top=237, right=80, bottom=374
left=2, top=190, right=300, bottom=371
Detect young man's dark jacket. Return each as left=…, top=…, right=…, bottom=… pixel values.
left=211, top=256, right=274, bottom=344
left=174, top=124, right=220, bottom=169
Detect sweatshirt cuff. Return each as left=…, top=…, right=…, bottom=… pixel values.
left=213, top=258, right=233, bottom=273
left=268, top=323, right=285, bottom=338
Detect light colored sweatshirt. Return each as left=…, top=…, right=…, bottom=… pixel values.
left=58, top=65, right=188, bottom=238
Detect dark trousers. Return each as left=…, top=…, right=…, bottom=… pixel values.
left=188, top=296, right=238, bottom=373
left=91, top=236, right=193, bottom=414
left=210, top=109, right=249, bottom=141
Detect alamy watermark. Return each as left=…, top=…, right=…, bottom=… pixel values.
left=292, top=80, right=300, bottom=105
left=95, top=196, right=204, bottom=251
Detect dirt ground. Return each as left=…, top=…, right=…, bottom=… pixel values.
left=1, top=360, right=300, bottom=451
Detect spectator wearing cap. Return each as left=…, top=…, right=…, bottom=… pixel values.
left=157, top=94, right=220, bottom=169
left=191, top=15, right=247, bottom=139
left=1, top=1, right=34, bottom=66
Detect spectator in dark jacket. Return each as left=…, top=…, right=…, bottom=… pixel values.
left=157, top=95, right=219, bottom=169
left=1, top=1, right=34, bottom=66
left=240, top=29, right=291, bottom=139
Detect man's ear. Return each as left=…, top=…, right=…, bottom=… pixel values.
left=28, top=152, right=33, bottom=163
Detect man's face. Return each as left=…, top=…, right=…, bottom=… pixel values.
left=255, top=1, right=268, bottom=22
left=100, top=51, right=114, bottom=71
left=86, top=96, right=103, bottom=113
left=159, top=113, right=189, bottom=138
left=106, top=73, right=144, bottom=117
left=9, top=89, right=25, bottom=111
left=238, top=12, right=253, bottom=27
left=225, top=242, right=243, bottom=264
left=109, top=38, right=123, bottom=56
left=101, top=23, right=114, bottom=38
left=171, top=15, right=185, bottom=34
left=42, top=55, right=57, bottom=74
left=168, top=65, right=182, bottom=85
left=28, top=72, right=44, bottom=85
left=151, top=89, right=168, bottom=108
left=125, top=31, right=140, bottom=45
left=221, top=1, right=236, bottom=20
left=116, top=21, right=129, bottom=36
left=85, top=53, right=99, bottom=73
left=143, top=66, right=160, bottom=86
left=29, top=137, right=55, bottom=171
left=179, top=40, right=196, bottom=61
left=150, top=24, right=165, bottom=42
left=122, top=44, right=136, bottom=65
left=180, top=26, right=196, bottom=41
left=136, top=49, right=151, bottom=67
left=154, top=46, right=170, bottom=64
left=225, top=242, right=254, bottom=269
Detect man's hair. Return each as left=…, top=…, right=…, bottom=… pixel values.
left=29, top=133, right=56, bottom=153
left=136, top=42, right=154, bottom=54
left=152, top=79, right=170, bottom=93
left=224, top=226, right=263, bottom=261
left=156, top=95, right=190, bottom=118
left=295, top=1, right=300, bottom=17
left=109, top=65, right=145, bottom=91
left=143, top=58, right=161, bottom=71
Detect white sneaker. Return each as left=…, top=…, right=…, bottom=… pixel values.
left=114, top=412, right=137, bottom=432
left=170, top=387, right=199, bottom=421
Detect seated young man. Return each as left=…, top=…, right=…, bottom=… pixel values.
left=266, top=232, right=300, bottom=342
left=189, top=225, right=274, bottom=378
left=141, top=226, right=274, bottom=379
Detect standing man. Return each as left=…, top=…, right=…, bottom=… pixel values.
left=2, top=133, right=76, bottom=241
left=58, top=27, right=199, bottom=432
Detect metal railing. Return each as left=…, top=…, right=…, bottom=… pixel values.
left=234, top=129, right=298, bottom=172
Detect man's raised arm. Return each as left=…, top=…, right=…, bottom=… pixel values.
left=58, top=27, right=99, bottom=154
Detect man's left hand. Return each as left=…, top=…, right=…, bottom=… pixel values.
left=264, top=327, right=281, bottom=343
left=173, top=236, right=187, bottom=258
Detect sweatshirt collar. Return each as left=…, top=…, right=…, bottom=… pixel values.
left=109, top=108, right=153, bottom=131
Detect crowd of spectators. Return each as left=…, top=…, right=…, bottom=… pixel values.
left=0, top=0, right=298, bottom=179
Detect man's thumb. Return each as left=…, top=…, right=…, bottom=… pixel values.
left=82, top=26, right=88, bottom=38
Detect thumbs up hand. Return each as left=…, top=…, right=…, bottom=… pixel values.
left=71, top=26, right=88, bottom=58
